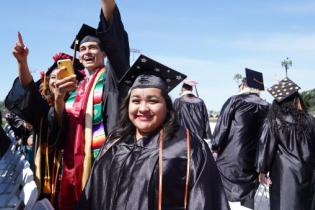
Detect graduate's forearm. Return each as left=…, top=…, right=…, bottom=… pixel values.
left=101, top=0, right=116, bottom=23
left=18, top=60, right=33, bottom=87
left=54, top=98, right=65, bottom=126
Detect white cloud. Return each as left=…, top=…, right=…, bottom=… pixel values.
left=229, top=34, right=315, bottom=52
left=274, top=2, right=315, bottom=15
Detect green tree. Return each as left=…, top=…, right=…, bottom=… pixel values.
left=0, top=101, right=8, bottom=125
left=233, top=73, right=243, bottom=85
left=281, top=57, right=292, bottom=77
left=301, top=89, right=315, bottom=114
left=0, top=101, right=7, bottom=113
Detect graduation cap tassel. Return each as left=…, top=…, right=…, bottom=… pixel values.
left=43, top=144, right=51, bottom=194
left=194, top=84, right=199, bottom=98
left=72, top=40, right=79, bottom=65
left=41, top=72, right=47, bottom=96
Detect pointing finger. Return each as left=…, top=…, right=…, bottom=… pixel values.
left=18, top=32, right=25, bottom=47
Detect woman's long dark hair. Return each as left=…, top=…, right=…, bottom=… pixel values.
left=267, top=93, right=312, bottom=135
left=109, top=88, right=178, bottom=141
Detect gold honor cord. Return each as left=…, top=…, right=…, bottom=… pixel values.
left=158, top=129, right=164, bottom=210
left=51, top=150, right=62, bottom=204
left=184, top=129, right=191, bottom=210
left=43, top=144, right=51, bottom=194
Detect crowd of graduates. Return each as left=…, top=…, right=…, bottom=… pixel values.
left=1, top=0, right=315, bottom=210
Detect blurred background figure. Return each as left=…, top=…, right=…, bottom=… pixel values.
left=0, top=125, right=11, bottom=158
left=212, top=69, right=269, bottom=209
left=4, top=112, right=32, bottom=145
left=174, top=79, right=212, bottom=142
left=257, top=77, right=315, bottom=210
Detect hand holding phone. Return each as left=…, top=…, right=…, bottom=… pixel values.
left=57, top=59, right=75, bottom=79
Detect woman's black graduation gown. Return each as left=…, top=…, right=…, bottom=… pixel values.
left=5, top=78, right=58, bottom=156
left=257, top=114, right=315, bottom=210
left=77, top=127, right=230, bottom=210
left=212, top=93, right=269, bottom=201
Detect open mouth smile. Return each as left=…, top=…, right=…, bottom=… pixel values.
left=136, top=115, right=153, bottom=121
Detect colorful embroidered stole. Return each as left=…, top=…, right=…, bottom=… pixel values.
left=82, top=69, right=106, bottom=188
left=91, top=73, right=106, bottom=160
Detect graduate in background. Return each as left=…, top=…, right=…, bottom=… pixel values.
left=0, top=126, right=11, bottom=158
left=212, top=69, right=269, bottom=209
left=77, top=55, right=230, bottom=210
left=173, top=79, right=212, bottom=141
left=257, top=77, right=315, bottom=210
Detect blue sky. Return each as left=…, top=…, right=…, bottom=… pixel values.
left=1, top=0, right=315, bottom=111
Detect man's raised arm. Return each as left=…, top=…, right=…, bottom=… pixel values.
left=101, top=0, right=115, bottom=24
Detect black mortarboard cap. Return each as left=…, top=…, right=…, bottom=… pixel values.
left=120, top=54, right=187, bottom=93
left=70, top=24, right=102, bottom=51
left=267, top=77, right=300, bottom=102
left=245, top=68, right=264, bottom=91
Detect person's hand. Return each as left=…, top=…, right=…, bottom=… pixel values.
left=212, top=151, right=218, bottom=161
left=54, top=71, right=78, bottom=100
left=258, top=173, right=272, bottom=186
left=12, top=32, right=29, bottom=63
left=27, top=134, right=33, bottom=147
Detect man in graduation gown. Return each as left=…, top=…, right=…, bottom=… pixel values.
left=212, top=69, right=269, bottom=209
left=173, top=79, right=212, bottom=140
left=52, top=0, right=129, bottom=209
left=257, top=77, right=315, bottom=210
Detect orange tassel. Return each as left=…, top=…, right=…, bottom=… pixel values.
left=43, top=143, right=51, bottom=194
left=43, top=176, right=51, bottom=194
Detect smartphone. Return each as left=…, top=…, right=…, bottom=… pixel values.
left=57, top=59, right=75, bottom=79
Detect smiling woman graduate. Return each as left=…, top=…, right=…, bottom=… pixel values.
left=76, top=55, right=230, bottom=210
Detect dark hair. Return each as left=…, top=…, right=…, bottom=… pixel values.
left=267, top=93, right=311, bottom=135
left=39, top=71, right=56, bottom=106
left=110, top=88, right=178, bottom=141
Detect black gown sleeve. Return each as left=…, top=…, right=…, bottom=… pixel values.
left=256, top=119, right=278, bottom=173
left=4, top=78, right=50, bottom=130
left=97, top=5, right=130, bottom=135
left=97, top=6, right=130, bottom=82
left=212, top=97, right=237, bottom=150
left=173, top=98, right=181, bottom=121
left=201, top=101, right=212, bottom=140
left=188, top=136, right=231, bottom=210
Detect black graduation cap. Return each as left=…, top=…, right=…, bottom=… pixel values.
left=267, top=77, right=300, bottom=102
left=120, top=54, right=187, bottom=93
left=70, top=24, right=102, bottom=51
left=245, top=68, right=265, bottom=91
